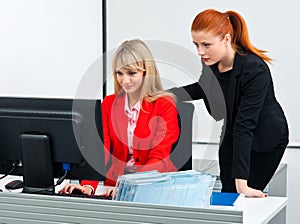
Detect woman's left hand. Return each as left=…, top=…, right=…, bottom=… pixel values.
left=235, top=178, right=267, bottom=198
left=103, top=187, right=115, bottom=198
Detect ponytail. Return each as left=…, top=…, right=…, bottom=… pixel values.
left=226, top=10, right=272, bottom=63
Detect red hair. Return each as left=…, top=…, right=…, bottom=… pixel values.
left=191, top=9, right=272, bottom=63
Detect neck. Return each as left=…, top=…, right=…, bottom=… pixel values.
left=127, top=93, right=140, bottom=108
left=218, top=48, right=236, bottom=73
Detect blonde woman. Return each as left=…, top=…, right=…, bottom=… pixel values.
left=60, top=39, right=179, bottom=195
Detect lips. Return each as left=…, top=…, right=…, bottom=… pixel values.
left=124, top=85, right=134, bottom=90
left=202, top=58, right=209, bottom=62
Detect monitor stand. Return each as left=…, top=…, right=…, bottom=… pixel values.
left=20, top=134, right=54, bottom=195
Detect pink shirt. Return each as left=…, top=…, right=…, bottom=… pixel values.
left=124, top=94, right=140, bottom=173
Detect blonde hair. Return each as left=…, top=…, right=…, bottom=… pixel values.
left=112, top=39, right=174, bottom=102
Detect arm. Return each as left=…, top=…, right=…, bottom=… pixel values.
left=169, top=82, right=204, bottom=101
left=168, top=60, right=210, bottom=101
left=169, top=61, right=225, bottom=121
left=139, top=97, right=180, bottom=172
left=232, top=59, right=270, bottom=196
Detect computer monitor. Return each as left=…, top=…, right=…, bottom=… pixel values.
left=0, top=96, right=106, bottom=194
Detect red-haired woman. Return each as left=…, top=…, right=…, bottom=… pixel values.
left=170, top=9, right=288, bottom=198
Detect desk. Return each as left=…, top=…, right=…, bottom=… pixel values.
left=0, top=162, right=287, bottom=224
left=193, top=159, right=288, bottom=223
left=0, top=191, right=287, bottom=224
left=242, top=197, right=287, bottom=224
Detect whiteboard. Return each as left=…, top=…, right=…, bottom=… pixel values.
left=106, top=0, right=300, bottom=146
left=0, top=0, right=103, bottom=99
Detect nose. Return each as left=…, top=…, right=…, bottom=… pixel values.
left=122, top=74, right=131, bottom=84
left=197, top=46, right=205, bottom=56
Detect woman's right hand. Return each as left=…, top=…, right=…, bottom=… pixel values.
left=235, top=179, right=267, bottom=198
left=58, top=183, right=93, bottom=196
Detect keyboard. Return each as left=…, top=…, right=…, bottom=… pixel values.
left=55, top=192, right=112, bottom=200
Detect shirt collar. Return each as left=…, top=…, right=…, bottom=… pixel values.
left=124, top=93, right=141, bottom=115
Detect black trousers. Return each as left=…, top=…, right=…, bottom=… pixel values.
left=219, top=137, right=287, bottom=193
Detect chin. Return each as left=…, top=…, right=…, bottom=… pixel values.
left=123, top=89, right=135, bottom=94
left=205, top=60, right=217, bottom=67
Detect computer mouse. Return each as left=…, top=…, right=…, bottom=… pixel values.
left=5, top=179, right=24, bottom=190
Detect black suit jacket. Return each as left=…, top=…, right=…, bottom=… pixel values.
left=170, top=52, right=289, bottom=179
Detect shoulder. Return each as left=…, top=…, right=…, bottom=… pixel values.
left=102, top=94, right=117, bottom=108
left=240, top=52, right=270, bottom=73
left=143, top=95, right=177, bottom=113
left=102, top=94, right=116, bottom=103
left=153, top=95, right=177, bottom=108
left=237, top=53, right=272, bottom=88
left=153, top=96, right=178, bottom=117
left=235, top=52, right=271, bottom=83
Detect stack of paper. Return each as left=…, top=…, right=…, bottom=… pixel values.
left=113, top=170, right=216, bottom=208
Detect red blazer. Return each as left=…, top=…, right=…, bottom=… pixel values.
left=81, top=93, right=179, bottom=189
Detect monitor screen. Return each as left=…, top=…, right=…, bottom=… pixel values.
left=0, top=97, right=106, bottom=194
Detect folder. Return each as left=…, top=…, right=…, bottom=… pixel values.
left=114, top=170, right=217, bottom=208
left=210, top=192, right=244, bottom=207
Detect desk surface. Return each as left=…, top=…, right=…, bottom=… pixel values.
left=211, top=196, right=288, bottom=224
left=242, top=197, right=287, bottom=224
left=0, top=176, right=287, bottom=224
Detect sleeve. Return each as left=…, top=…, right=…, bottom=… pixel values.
left=231, top=59, right=270, bottom=179
left=101, top=96, right=113, bottom=165
left=139, top=97, right=180, bottom=172
left=169, top=82, right=204, bottom=101
left=169, top=61, right=225, bottom=121
left=168, top=59, right=209, bottom=101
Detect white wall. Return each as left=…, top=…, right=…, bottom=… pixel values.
left=0, top=0, right=103, bottom=99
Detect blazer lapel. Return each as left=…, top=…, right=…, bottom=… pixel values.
left=111, top=94, right=128, bottom=149
left=133, top=101, right=153, bottom=149
left=227, top=53, right=244, bottom=120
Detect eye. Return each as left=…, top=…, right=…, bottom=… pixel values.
left=193, top=42, right=199, bottom=48
left=203, top=43, right=211, bottom=47
left=129, top=71, right=137, bottom=76
left=116, top=71, right=123, bottom=76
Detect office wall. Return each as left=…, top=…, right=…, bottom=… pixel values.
left=0, top=0, right=103, bottom=99
left=106, top=0, right=300, bottom=146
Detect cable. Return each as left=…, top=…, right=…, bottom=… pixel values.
left=0, top=162, right=17, bottom=180
left=56, top=163, right=70, bottom=185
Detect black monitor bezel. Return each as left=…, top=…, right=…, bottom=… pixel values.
left=0, top=96, right=106, bottom=193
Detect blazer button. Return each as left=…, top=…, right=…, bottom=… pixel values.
left=135, top=158, right=139, bottom=162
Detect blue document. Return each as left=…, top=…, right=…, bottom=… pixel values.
left=210, top=192, right=242, bottom=206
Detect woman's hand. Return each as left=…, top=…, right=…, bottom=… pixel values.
left=58, top=183, right=93, bottom=196
left=102, top=187, right=115, bottom=198
left=235, top=179, right=267, bottom=198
